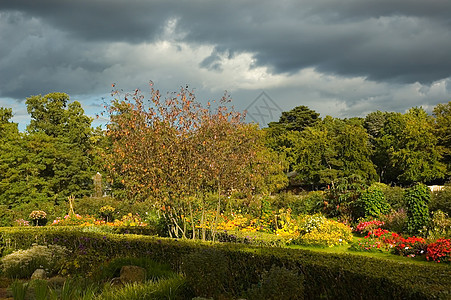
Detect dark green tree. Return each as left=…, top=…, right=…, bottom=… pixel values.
left=265, top=105, right=320, bottom=172
left=433, top=101, right=451, bottom=179
left=292, top=116, right=376, bottom=189
left=395, top=108, right=445, bottom=183
left=0, top=108, right=25, bottom=208
left=25, top=93, right=95, bottom=201
left=275, top=105, right=320, bottom=132
left=0, top=93, right=95, bottom=211
left=368, top=108, right=445, bottom=184
left=291, top=120, right=341, bottom=187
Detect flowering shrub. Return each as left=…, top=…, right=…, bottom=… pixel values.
left=352, top=238, right=385, bottom=252
left=297, top=214, right=326, bottom=235
left=29, top=210, right=47, bottom=226
left=379, top=231, right=402, bottom=248
left=355, top=220, right=385, bottom=235
left=380, top=209, right=407, bottom=233
left=366, top=227, right=390, bottom=238
left=217, top=214, right=252, bottom=231
left=0, top=244, right=69, bottom=278
left=14, top=219, right=30, bottom=226
left=29, top=210, right=47, bottom=220
left=275, top=208, right=299, bottom=238
left=352, top=230, right=402, bottom=252
left=117, top=213, right=147, bottom=227
left=215, top=212, right=272, bottom=233
left=51, top=213, right=147, bottom=227
left=426, top=238, right=451, bottom=263
left=394, top=236, right=427, bottom=257
left=52, top=214, right=95, bottom=226
left=296, top=219, right=353, bottom=247
left=99, top=205, right=115, bottom=222
left=427, top=210, right=451, bottom=240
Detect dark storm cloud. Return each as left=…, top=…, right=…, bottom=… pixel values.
left=0, top=0, right=172, bottom=43
left=1, top=0, right=451, bottom=101
left=172, top=0, right=451, bottom=83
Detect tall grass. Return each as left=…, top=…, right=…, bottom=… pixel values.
left=98, top=275, right=189, bottom=300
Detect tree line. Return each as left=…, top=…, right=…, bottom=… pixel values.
left=265, top=103, right=450, bottom=188
left=0, top=87, right=450, bottom=226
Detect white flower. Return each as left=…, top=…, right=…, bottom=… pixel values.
left=405, top=247, right=409, bottom=250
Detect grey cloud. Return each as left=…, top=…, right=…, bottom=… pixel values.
left=174, top=2, right=451, bottom=84
left=0, top=0, right=172, bottom=43
left=1, top=0, right=451, bottom=101
left=199, top=51, right=222, bottom=72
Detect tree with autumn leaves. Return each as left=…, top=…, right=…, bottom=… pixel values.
left=105, top=83, right=287, bottom=239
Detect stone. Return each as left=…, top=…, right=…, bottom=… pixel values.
left=31, top=269, right=46, bottom=280
left=120, top=265, right=146, bottom=284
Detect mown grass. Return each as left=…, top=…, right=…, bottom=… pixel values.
left=288, top=234, right=436, bottom=267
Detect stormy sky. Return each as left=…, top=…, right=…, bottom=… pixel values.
left=1, top=0, right=451, bottom=129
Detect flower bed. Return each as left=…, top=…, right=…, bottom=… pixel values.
left=426, top=238, right=451, bottom=263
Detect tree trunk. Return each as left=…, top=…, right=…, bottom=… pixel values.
left=212, top=181, right=221, bottom=242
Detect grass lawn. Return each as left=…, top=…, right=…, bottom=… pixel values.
left=287, top=235, right=436, bottom=267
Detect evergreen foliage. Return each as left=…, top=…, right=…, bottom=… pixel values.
left=356, top=185, right=391, bottom=218
left=405, top=183, right=431, bottom=235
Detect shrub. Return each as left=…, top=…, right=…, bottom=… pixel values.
left=429, top=184, right=451, bottom=215
left=297, top=213, right=326, bottom=235
left=275, top=208, right=299, bottom=238
left=355, top=186, right=390, bottom=218
left=295, top=219, right=353, bottom=247
left=13, top=219, right=30, bottom=227
left=245, top=265, right=304, bottom=300
left=217, top=230, right=290, bottom=247
left=405, top=183, right=430, bottom=235
left=427, top=210, right=451, bottom=239
left=272, top=191, right=299, bottom=210
left=426, top=238, right=451, bottom=263
left=287, top=191, right=326, bottom=215
left=0, top=205, right=17, bottom=227
left=350, top=229, right=402, bottom=253
left=181, top=249, right=230, bottom=298
left=355, top=220, right=385, bottom=235
left=29, top=210, right=47, bottom=226
left=380, top=209, right=408, bottom=233
left=99, top=205, right=115, bottom=222
left=394, top=236, right=427, bottom=258
left=382, top=185, right=406, bottom=210
left=51, top=214, right=95, bottom=226
left=0, top=244, right=69, bottom=278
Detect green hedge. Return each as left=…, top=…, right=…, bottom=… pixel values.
left=1, top=227, right=450, bottom=299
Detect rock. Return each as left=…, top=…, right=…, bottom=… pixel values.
left=31, top=269, right=46, bottom=280
left=120, top=265, right=146, bottom=284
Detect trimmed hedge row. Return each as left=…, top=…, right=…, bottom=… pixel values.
left=1, top=227, right=450, bottom=299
